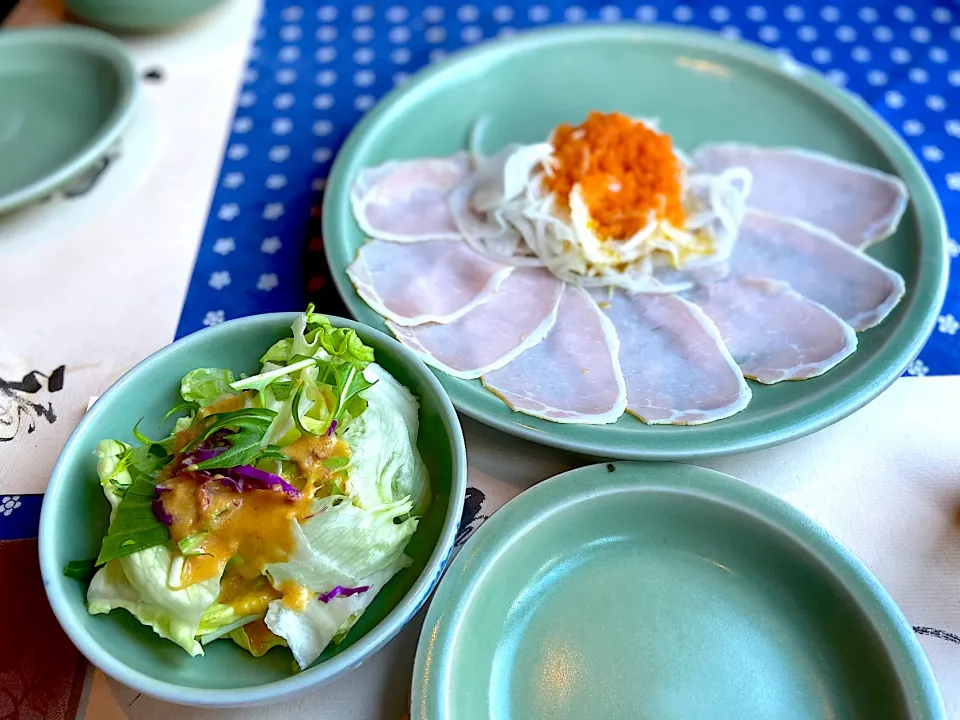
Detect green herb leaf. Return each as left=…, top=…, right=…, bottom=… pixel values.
left=260, top=446, right=289, bottom=462
left=96, top=475, right=170, bottom=565
left=291, top=381, right=316, bottom=437
left=191, top=427, right=266, bottom=470
left=271, top=380, right=293, bottom=401
left=162, top=400, right=199, bottom=427
left=322, top=456, right=350, bottom=471
left=229, top=358, right=316, bottom=393
left=63, top=558, right=97, bottom=581
left=186, top=407, right=277, bottom=452
left=177, top=533, right=209, bottom=556
left=132, top=418, right=164, bottom=447
left=129, top=443, right=171, bottom=477
left=332, top=364, right=375, bottom=427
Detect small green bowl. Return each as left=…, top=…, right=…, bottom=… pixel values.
left=0, top=27, right=138, bottom=214
left=65, top=0, right=226, bottom=32
left=38, top=314, right=467, bottom=707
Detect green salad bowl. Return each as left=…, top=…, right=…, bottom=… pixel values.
left=38, top=314, right=467, bottom=706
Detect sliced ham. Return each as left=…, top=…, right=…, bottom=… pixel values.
left=388, top=268, right=564, bottom=379
left=692, top=144, right=908, bottom=248
left=686, top=278, right=858, bottom=384
left=350, top=154, right=471, bottom=241
left=347, top=239, right=512, bottom=326
left=481, top=286, right=626, bottom=424
left=593, top=290, right=751, bottom=425
left=727, top=210, right=905, bottom=331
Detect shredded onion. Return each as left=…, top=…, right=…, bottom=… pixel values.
left=452, top=118, right=753, bottom=294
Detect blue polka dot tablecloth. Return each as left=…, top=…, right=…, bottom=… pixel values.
left=175, top=0, right=960, bottom=376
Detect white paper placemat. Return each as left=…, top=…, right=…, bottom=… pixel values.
left=1, top=2, right=956, bottom=717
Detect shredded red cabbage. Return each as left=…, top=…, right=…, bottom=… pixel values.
left=179, top=440, right=300, bottom=500
left=317, top=585, right=370, bottom=603
left=152, top=487, right=174, bottom=526
left=326, top=419, right=337, bottom=437
left=179, top=445, right=225, bottom=470
left=231, top=464, right=301, bottom=499
left=216, top=476, right=244, bottom=493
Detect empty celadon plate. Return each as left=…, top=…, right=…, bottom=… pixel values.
left=0, top=27, right=138, bottom=214
left=413, top=462, right=944, bottom=719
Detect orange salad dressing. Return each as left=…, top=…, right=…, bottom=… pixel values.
left=160, top=417, right=351, bottom=615
left=542, top=111, right=686, bottom=240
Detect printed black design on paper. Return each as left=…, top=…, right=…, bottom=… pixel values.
left=455, top=486, right=489, bottom=547
left=914, top=626, right=960, bottom=645
left=0, top=366, right=65, bottom=442
left=61, top=153, right=119, bottom=198
left=143, top=68, right=164, bottom=82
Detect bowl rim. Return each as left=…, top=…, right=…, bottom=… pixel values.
left=412, top=461, right=946, bottom=718
left=322, top=24, right=948, bottom=461
left=38, top=312, right=467, bottom=707
left=0, top=26, right=140, bottom=214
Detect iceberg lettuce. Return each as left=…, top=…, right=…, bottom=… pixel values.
left=265, top=495, right=418, bottom=592
left=180, top=368, right=237, bottom=408
left=265, top=555, right=409, bottom=669
left=86, top=440, right=223, bottom=656
left=343, top=365, right=430, bottom=514
left=87, top=548, right=222, bottom=656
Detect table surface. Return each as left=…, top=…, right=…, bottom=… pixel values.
left=1, top=0, right=960, bottom=718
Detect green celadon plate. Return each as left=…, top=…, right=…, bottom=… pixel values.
left=323, top=26, right=948, bottom=460
left=0, top=27, right=138, bottom=214
left=412, top=462, right=944, bottom=719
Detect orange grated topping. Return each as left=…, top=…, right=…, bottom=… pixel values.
left=542, top=111, right=686, bottom=241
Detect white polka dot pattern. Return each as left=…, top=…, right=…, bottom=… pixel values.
left=176, top=1, right=960, bottom=377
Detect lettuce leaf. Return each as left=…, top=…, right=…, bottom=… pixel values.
left=243, top=308, right=378, bottom=445
left=260, top=338, right=294, bottom=365
left=343, top=365, right=430, bottom=515
left=87, top=549, right=222, bottom=656
left=264, top=555, right=409, bottom=669
left=197, top=603, right=261, bottom=645
left=229, top=622, right=289, bottom=657
left=180, top=368, right=237, bottom=408
left=265, top=496, right=418, bottom=592
left=93, top=439, right=170, bottom=565
left=303, top=310, right=374, bottom=369
left=86, top=440, right=223, bottom=655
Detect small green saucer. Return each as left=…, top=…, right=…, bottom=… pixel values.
left=413, top=462, right=944, bottom=719
left=65, top=0, right=226, bottom=33
left=0, top=27, right=138, bottom=214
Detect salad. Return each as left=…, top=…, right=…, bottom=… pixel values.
left=64, top=307, right=430, bottom=670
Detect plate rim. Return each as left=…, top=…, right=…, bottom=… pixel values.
left=0, top=26, right=140, bottom=214
left=323, top=24, right=948, bottom=460
left=410, top=461, right=945, bottom=719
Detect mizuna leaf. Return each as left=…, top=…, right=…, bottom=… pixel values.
left=95, top=474, right=171, bottom=565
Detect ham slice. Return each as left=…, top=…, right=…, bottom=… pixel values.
left=686, top=278, right=858, bottom=384
left=350, top=154, right=471, bottom=241
left=727, top=210, right=905, bottom=331
left=388, top=268, right=564, bottom=379
left=347, top=239, right=512, bottom=326
left=692, top=144, right=908, bottom=248
left=593, top=290, right=751, bottom=425
left=481, top=286, right=626, bottom=424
